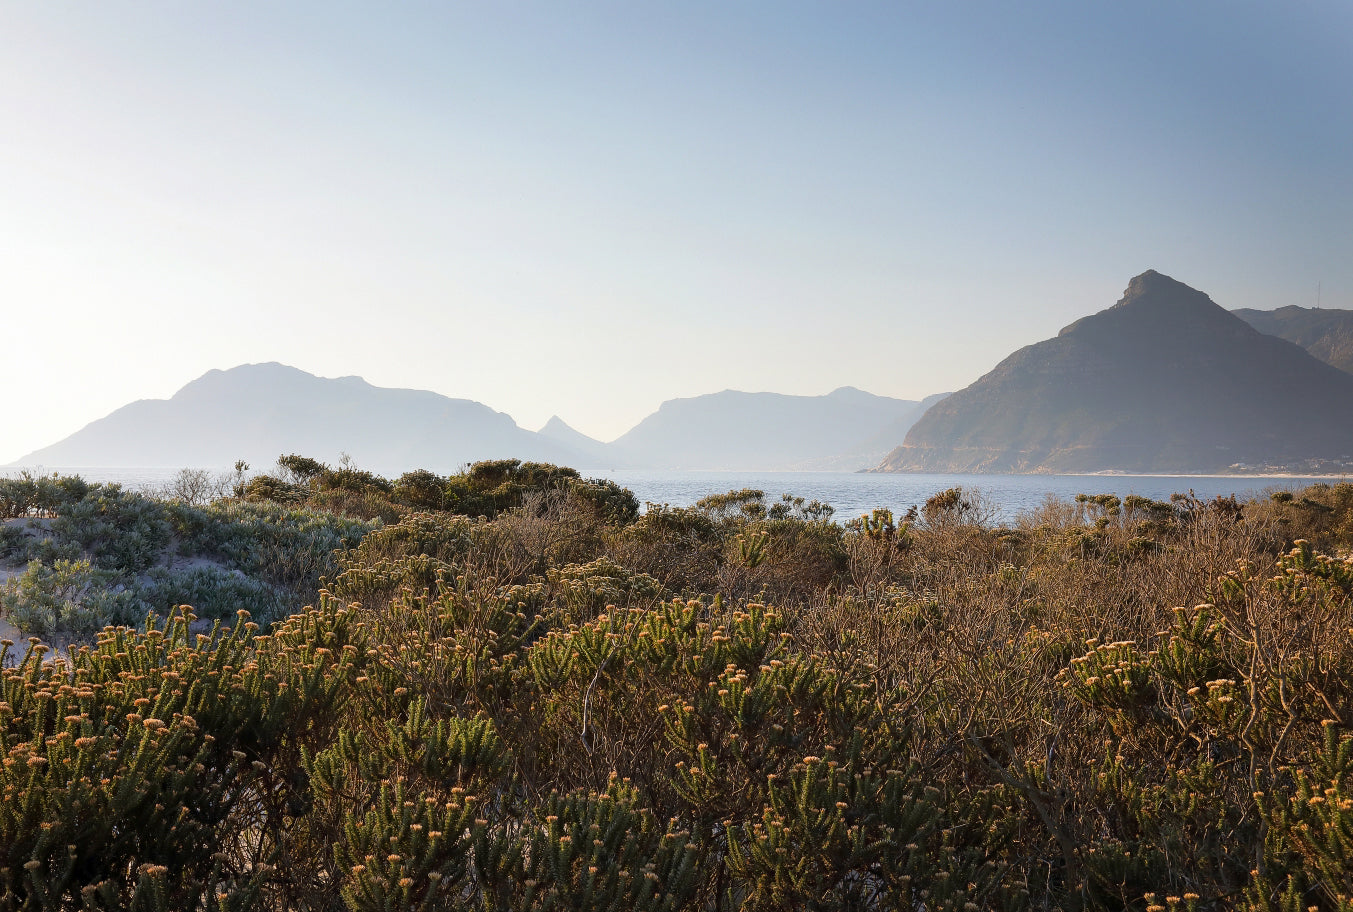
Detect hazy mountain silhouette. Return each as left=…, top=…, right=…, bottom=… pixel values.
left=610, top=387, right=925, bottom=470
left=878, top=271, right=1353, bottom=474
left=1233, top=305, right=1353, bottom=375
left=16, top=363, right=588, bottom=474
left=848, top=392, right=951, bottom=455
left=536, top=416, right=617, bottom=468
left=13, top=365, right=937, bottom=474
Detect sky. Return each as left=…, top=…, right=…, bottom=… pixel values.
left=2, top=1, right=1351, bottom=463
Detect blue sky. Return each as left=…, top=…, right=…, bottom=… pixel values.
left=3, top=2, right=1350, bottom=463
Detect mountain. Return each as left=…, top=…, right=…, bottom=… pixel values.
left=847, top=392, right=951, bottom=455
left=536, top=416, right=617, bottom=468
left=1232, top=305, right=1353, bottom=375
left=877, top=270, right=1353, bottom=474
left=610, top=387, right=925, bottom=470
left=15, top=363, right=587, bottom=474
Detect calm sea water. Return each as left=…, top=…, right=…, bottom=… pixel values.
left=4, top=465, right=1341, bottom=523
left=589, top=469, right=1336, bottom=522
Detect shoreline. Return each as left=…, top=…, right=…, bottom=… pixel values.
left=1062, top=472, right=1350, bottom=479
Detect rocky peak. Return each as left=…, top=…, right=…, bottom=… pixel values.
left=1058, top=269, right=1234, bottom=341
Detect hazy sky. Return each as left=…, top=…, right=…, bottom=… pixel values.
left=3, top=1, right=1351, bottom=463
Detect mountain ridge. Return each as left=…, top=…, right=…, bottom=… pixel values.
left=16, top=363, right=584, bottom=474
left=1232, top=305, right=1353, bottom=375
left=20, top=277, right=1350, bottom=478
left=877, top=271, right=1353, bottom=474
left=608, top=387, right=927, bottom=470
left=13, top=364, right=930, bottom=474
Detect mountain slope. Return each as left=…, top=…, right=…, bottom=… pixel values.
left=536, top=416, right=617, bottom=468
left=878, top=271, right=1353, bottom=474
left=16, top=363, right=586, bottom=474
left=848, top=392, right=951, bottom=455
left=1233, top=305, right=1353, bottom=375
left=611, top=387, right=923, bottom=470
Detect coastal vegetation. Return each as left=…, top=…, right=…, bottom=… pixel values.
left=1, top=459, right=1352, bottom=910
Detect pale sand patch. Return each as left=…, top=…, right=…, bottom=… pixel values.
left=0, top=616, right=22, bottom=644
left=0, top=563, right=89, bottom=665
left=0, top=568, right=19, bottom=665
left=0, top=615, right=84, bottom=663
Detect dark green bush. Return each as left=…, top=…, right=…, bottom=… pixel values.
left=390, top=469, right=448, bottom=510
left=0, top=525, right=27, bottom=561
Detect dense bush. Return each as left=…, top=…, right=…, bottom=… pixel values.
left=0, top=559, right=144, bottom=634
left=326, top=512, right=487, bottom=606
left=3, top=461, right=1353, bottom=910
left=0, top=526, right=26, bottom=561
left=0, top=473, right=91, bottom=519
left=177, top=500, right=375, bottom=598
left=441, top=459, right=639, bottom=523
left=244, top=457, right=641, bottom=526
left=0, top=480, right=378, bottom=635
left=137, top=565, right=284, bottom=624
left=50, top=486, right=172, bottom=575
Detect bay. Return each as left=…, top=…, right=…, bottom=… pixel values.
left=4, top=464, right=1342, bottom=523
left=586, top=469, right=1334, bottom=523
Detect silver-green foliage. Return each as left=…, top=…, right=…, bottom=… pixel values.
left=136, top=565, right=283, bottom=624
left=0, top=559, right=145, bottom=635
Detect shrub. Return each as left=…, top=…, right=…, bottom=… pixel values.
left=239, top=474, right=308, bottom=505
left=609, top=505, right=724, bottom=592
left=328, top=512, right=485, bottom=604
left=0, top=473, right=90, bottom=519
left=546, top=557, right=665, bottom=620
left=0, top=476, right=37, bottom=519
left=276, top=453, right=328, bottom=484
left=3, top=472, right=1353, bottom=911
left=0, top=559, right=145, bottom=634
left=442, top=459, right=638, bottom=524
left=314, top=466, right=394, bottom=496
left=344, top=512, right=479, bottom=566
left=169, top=500, right=375, bottom=593
left=920, top=485, right=995, bottom=529
left=390, top=468, right=448, bottom=510
left=0, top=524, right=27, bottom=561
left=0, top=604, right=361, bottom=909
left=157, top=467, right=233, bottom=506
left=137, top=565, right=284, bottom=624
left=49, top=485, right=171, bottom=575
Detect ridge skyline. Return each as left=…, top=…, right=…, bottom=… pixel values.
left=11, top=270, right=1353, bottom=475
left=8, top=361, right=935, bottom=473
left=13, top=360, right=924, bottom=457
